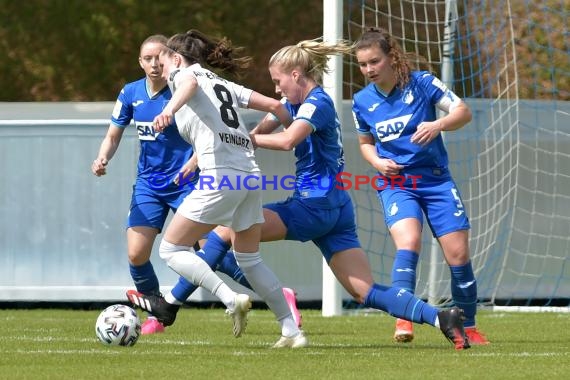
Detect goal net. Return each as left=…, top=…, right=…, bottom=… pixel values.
left=342, top=0, right=570, bottom=310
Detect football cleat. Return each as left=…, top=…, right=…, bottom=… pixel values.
left=282, top=287, right=303, bottom=328
left=126, top=290, right=179, bottom=327
left=465, top=327, right=490, bottom=345
left=438, top=306, right=470, bottom=350
left=272, top=331, right=309, bottom=348
left=141, top=317, right=165, bottom=335
left=226, top=293, right=252, bottom=338
left=393, top=318, right=414, bottom=343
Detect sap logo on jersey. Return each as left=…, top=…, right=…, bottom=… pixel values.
left=374, top=114, right=412, bottom=142
left=136, top=122, right=158, bottom=141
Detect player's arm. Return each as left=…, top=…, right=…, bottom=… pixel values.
left=247, top=91, right=292, bottom=129
left=92, top=125, right=125, bottom=176
left=154, top=71, right=198, bottom=131
left=250, top=119, right=312, bottom=151
left=411, top=83, right=472, bottom=145
left=435, top=100, right=472, bottom=132
left=251, top=97, right=289, bottom=135
left=250, top=113, right=282, bottom=136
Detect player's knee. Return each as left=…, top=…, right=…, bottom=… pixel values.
left=127, top=249, right=151, bottom=266
left=159, top=239, right=185, bottom=263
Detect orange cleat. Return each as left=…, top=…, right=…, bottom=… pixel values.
left=465, top=327, right=490, bottom=345
left=394, top=318, right=414, bottom=343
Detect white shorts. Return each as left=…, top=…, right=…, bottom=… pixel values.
left=177, top=168, right=264, bottom=232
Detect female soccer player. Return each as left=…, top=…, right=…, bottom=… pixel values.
left=196, top=38, right=470, bottom=350
left=351, top=27, right=489, bottom=345
left=126, top=29, right=305, bottom=347
left=92, top=34, right=261, bottom=335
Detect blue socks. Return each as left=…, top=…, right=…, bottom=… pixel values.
left=391, top=249, right=419, bottom=293
left=217, top=251, right=252, bottom=289
left=363, top=283, right=438, bottom=325
left=129, top=261, right=160, bottom=295
left=450, top=261, right=477, bottom=327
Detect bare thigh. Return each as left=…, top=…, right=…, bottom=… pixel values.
left=162, top=212, right=217, bottom=247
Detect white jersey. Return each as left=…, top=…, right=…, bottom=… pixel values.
left=169, top=63, right=259, bottom=173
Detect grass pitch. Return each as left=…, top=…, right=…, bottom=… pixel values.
left=0, top=307, right=568, bottom=380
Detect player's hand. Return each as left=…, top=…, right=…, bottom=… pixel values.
left=377, top=158, right=403, bottom=177
left=174, top=161, right=198, bottom=186
left=153, top=112, right=173, bottom=132
left=411, top=121, right=443, bottom=145
left=92, top=158, right=108, bottom=176
left=174, top=169, right=198, bottom=186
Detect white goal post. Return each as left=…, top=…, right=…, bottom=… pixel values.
left=321, top=0, right=345, bottom=316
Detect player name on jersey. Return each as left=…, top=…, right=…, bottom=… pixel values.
left=218, top=132, right=250, bottom=149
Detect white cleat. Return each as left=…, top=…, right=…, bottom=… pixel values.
left=226, top=293, right=252, bottom=338
left=272, top=331, right=309, bottom=348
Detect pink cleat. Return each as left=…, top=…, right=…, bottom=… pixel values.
left=282, top=287, right=302, bottom=328
left=141, top=317, right=165, bottom=335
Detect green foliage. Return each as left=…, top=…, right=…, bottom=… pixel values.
left=0, top=0, right=323, bottom=101
left=1, top=0, right=567, bottom=101
left=0, top=308, right=569, bottom=379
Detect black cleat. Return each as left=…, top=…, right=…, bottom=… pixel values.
left=438, top=306, right=470, bottom=350
left=126, top=290, right=180, bottom=327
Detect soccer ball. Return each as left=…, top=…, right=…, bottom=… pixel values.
left=95, top=304, right=141, bottom=346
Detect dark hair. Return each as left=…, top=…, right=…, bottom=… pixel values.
left=139, top=34, right=168, bottom=54
left=353, top=27, right=429, bottom=88
left=165, top=29, right=252, bottom=78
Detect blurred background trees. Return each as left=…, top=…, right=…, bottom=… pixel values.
left=0, top=0, right=567, bottom=101
left=0, top=0, right=323, bottom=101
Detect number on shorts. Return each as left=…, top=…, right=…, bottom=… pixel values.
left=451, top=187, right=464, bottom=209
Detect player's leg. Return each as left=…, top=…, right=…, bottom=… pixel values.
left=318, top=200, right=468, bottom=349
left=126, top=226, right=165, bottom=334
left=426, top=179, right=489, bottom=345
left=438, top=231, right=489, bottom=344
left=129, top=215, right=252, bottom=337
left=378, top=187, right=424, bottom=343
left=389, top=219, right=423, bottom=343
left=129, top=185, right=254, bottom=337
left=164, top=188, right=251, bottom=309
left=231, top=191, right=307, bottom=348
left=328, top=247, right=469, bottom=349
left=200, top=205, right=301, bottom=327
left=126, top=188, right=171, bottom=334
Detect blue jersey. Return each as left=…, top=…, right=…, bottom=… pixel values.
left=352, top=71, right=449, bottom=168
left=111, top=77, right=193, bottom=185
left=284, top=86, right=350, bottom=209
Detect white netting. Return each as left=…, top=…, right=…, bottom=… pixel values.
left=343, top=0, right=570, bottom=308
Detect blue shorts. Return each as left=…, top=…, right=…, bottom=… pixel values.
left=264, top=197, right=361, bottom=262
left=127, top=179, right=191, bottom=231
left=376, top=167, right=470, bottom=238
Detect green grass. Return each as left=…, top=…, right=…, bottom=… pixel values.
left=0, top=308, right=569, bottom=380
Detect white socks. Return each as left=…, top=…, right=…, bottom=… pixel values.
left=159, top=239, right=236, bottom=308
left=234, top=251, right=299, bottom=337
